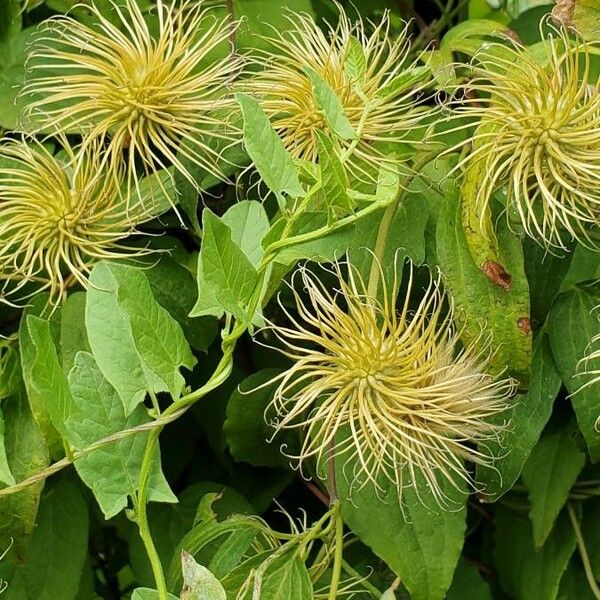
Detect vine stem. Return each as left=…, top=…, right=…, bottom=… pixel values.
left=328, top=504, right=344, bottom=600
left=366, top=151, right=438, bottom=299
left=567, top=502, right=600, bottom=600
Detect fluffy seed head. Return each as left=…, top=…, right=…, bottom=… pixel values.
left=0, top=137, right=148, bottom=307
left=267, top=261, right=515, bottom=506
left=452, top=27, right=600, bottom=250
left=243, top=7, right=434, bottom=180
left=23, top=0, right=242, bottom=205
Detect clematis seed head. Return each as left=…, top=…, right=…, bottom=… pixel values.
left=23, top=0, right=242, bottom=208
left=0, top=137, right=150, bottom=307
left=266, top=260, right=515, bottom=507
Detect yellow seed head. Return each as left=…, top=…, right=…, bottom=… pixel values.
left=266, top=261, right=515, bottom=506
left=23, top=0, right=242, bottom=204
left=452, top=27, right=600, bottom=249
left=242, top=7, right=435, bottom=180
left=0, top=137, right=148, bottom=307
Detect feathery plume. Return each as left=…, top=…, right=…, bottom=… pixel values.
left=243, top=6, right=434, bottom=181
left=23, top=0, right=242, bottom=205
left=450, top=26, right=600, bottom=250
left=266, top=260, right=515, bottom=506
left=0, top=137, right=149, bottom=306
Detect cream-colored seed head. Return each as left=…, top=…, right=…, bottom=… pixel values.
left=243, top=7, right=435, bottom=181
left=266, top=261, right=515, bottom=506
left=452, top=27, right=600, bottom=250
left=23, top=0, right=242, bottom=205
left=0, top=137, right=148, bottom=307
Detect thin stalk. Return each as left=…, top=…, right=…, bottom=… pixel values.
left=327, top=505, right=344, bottom=600
left=366, top=152, right=438, bottom=298
left=568, top=502, right=600, bottom=600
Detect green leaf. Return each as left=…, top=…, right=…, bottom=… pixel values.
left=0, top=28, right=31, bottom=130
left=86, top=261, right=196, bottom=414
left=376, top=66, right=433, bottom=99
left=547, top=283, right=600, bottom=460
left=192, top=209, right=260, bottom=324
left=239, top=553, right=314, bottom=600
left=180, top=551, right=227, bottom=600
left=60, top=292, right=91, bottom=377
left=305, top=67, right=357, bottom=140
left=494, top=507, right=576, bottom=600
left=339, top=474, right=466, bottom=600
left=476, top=334, right=561, bottom=499
left=224, top=368, right=296, bottom=469
left=67, top=352, right=176, bottom=518
left=0, top=389, right=49, bottom=563
left=131, top=589, right=178, bottom=600
left=221, top=200, right=271, bottom=268
left=524, top=238, right=574, bottom=325
left=0, top=410, right=15, bottom=487
left=436, top=189, right=531, bottom=383
left=522, top=418, right=586, bottom=547
left=236, top=92, right=303, bottom=203
left=446, top=559, right=493, bottom=600
left=19, top=302, right=62, bottom=455
left=141, top=253, right=217, bottom=352
left=1, top=478, right=89, bottom=600
left=343, top=35, right=366, bottom=82
left=316, top=131, right=354, bottom=222
left=23, top=316, right=74, bottom=445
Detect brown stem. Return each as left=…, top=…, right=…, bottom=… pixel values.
left=225, top=0, right=236, bottom=52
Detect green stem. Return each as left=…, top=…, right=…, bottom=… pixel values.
left=135, top=429, right=167, bottom=598
left=366, top=151, right=438, bottom=299
left=568, top=502, right=600, bottom=600
left=328, top=505, right=344, bottom=600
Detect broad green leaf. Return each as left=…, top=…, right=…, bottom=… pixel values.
left=0, top=0, right=20, bottom=43
left=316, top=131, right=354, bottom=222
left=167, top=515, right=276, bottom=590
left=477, top=334, right=561, bottom=499
left=224, top=368, right=297, bottom=469
left=446, top=559, right=493, bottom=600
left=19, top=299, right=62, bottom=454
left=180, top=551, right=227, bottom=600
left=547, top=283, right=600, bottom=460
left=23, top=316, right=74, bottom=445
left=524, top=238, right=574, bottom=325
left=67, top=352, right=176, bottom=518
left=305, top=67, right=357, bottom=140
left=131, top=589, right=178, bottom=600
left=0, top=28, right=32, bottom=129
left=436, top=190, right=531, bottom=383
left=60, top=292, right=90, bottom=377
left=494, top=507, right=576, bottom=600
left=1, top=478, right=89, bottom=600
left=0, top=389, right=49, bottom=563
left=0, top=411, right=14, bottom=486
left=191, top=209, right=260, bottom=323
left=142, top=253, right=217, bottom=352
left=86, top=261, right=196, bottom=414
left=558, top=0, right=600, bottom=42
left=221, top=200, right=270, bottom=268
left=339, top=473, right=466, bottom=600
left=344, top=35, right=366, bottom=82
left=441, top=18, right=510, bottom=51
left=239, top=553, right=314, bottom=600
left=236, top=92, right=303, bottom=203
left=522, top=418, right=586, bottom=547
